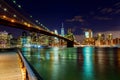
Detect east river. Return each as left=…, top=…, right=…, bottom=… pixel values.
left=22, top=46, right=120, bottom=80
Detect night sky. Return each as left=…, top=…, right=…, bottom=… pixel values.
left=1, top=0, right=120, bottom=37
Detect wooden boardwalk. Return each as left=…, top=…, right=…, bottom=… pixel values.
left=0, top=52, right=22, bottom=80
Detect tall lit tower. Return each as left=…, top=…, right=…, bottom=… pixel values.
left=61, top=22, right=64, bottom=37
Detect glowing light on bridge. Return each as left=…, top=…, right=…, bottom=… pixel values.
left=13, top=0, right=16, bottom=4
left=23, top=22, right=31, bottom=27
left=38, top=22, right=40, bottom=24
left=18, top=5, right=21, bottom=8
left=30, top=15, right=32, bottom=18
left=3, top=8, right=7, bottom=11
left=27, top=24, right=31, bottom=27
left=2, top=15, right=7, bottom=19
left=35, top=20, right=39, bottom=23
left=24, top=22, right=27, bottom=25
left=11, top=19, right=15, bottom=23
left=41, top=24, right=43, bottom=26
left=13, top=14, right=17, bottom=17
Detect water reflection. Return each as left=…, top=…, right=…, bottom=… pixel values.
left=22, top=47, right=120, bottom=80
left=82, top=47, right=94, bottom=80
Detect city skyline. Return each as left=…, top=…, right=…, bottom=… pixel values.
left=1, top=0, right=120, bottom=37
left=0, top=1, right=120, bottom=80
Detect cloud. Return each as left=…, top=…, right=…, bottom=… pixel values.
left=66, top=19, right=74, bottom=22
left=114, top=2, right=120, bottom=8
left=94, top=16, right=112, bottom=20
left=66, top=16, right=84, bottom=23
left=115, top=9, right=120, bottom=14
left=100, top=8, right=113, bottom=14
left=89, top=11, right=95, bottom=15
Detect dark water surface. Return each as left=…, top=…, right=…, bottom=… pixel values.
left=22, top=47, right=120, bottom=80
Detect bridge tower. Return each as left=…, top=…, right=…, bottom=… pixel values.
left=65, top=28, right=75, bottom=47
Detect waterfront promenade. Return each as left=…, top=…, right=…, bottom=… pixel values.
left=0, top=51, right=22, bottom=80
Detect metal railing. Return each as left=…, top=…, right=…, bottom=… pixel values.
left=17, top=50, right=38, bottom=80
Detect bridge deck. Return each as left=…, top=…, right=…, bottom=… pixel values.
left=0, top=51, right=22, bottom=80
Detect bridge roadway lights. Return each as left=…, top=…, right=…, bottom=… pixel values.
left=67, top=41, right=74, bottom=47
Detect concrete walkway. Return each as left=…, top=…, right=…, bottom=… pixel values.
left=0, top=52, right=22, bottom=80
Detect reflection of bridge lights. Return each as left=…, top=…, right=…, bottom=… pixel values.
left=24, top=44, right=31, bottom=47
left=53, top=47, right=59, bottom=51
left=38, top=45, right=41, bottom=48
left=53, top=47, right=59, bottom=60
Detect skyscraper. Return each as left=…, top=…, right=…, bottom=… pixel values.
left=85, top=29, right=93, bottom=38
left=61, top=22, right=64, bottom=37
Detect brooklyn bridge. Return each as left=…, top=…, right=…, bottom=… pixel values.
left=0, top=0, right=78, bottom=47
left=0, top=0, right=78, bottom=80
